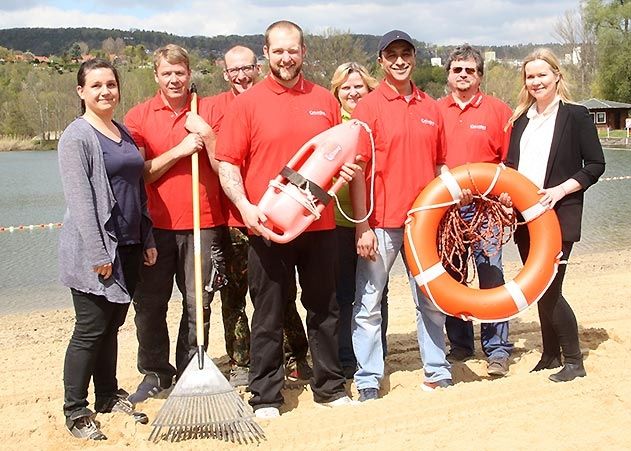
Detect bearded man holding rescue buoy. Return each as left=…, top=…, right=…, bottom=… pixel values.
left=216, top=20, right=362, bottom=418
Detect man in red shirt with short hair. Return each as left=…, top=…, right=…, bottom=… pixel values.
left=437, top=44, right=513, bottom=376
left=216, top=21, right=359, bottom=418
left=350, top=30, right=451, bottom=401
left=124, top=44, right=225, bottom=403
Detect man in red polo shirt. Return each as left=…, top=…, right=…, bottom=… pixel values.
left=350, top=30, right=451, bottom=401
left=124, top=44, right=226, bottom=403
left=216, top=21, right=359, bottom=418
left=437, top=44, right=513, bottom=376
left=210, top=45, right=312, bottom=387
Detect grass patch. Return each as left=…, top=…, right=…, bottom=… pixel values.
left=0, top=136, right=57, bottom=151
left=597, top=129, right=629, bottom=139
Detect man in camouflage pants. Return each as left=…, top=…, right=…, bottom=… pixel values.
left=211, top=45, right=311, bottom=386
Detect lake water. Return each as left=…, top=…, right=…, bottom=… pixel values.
left=1, top=149, right=631, bottom=314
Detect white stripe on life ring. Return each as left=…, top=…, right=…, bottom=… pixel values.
left=521, top=202, right=547, bottom=222
left=504, top=280, right=529, bottom=312
left=414, top=262, right=446, bottom=287
left=439, top=171, right=462, bottom=202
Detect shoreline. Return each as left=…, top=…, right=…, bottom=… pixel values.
left=1, top=247, right=630, bottom=449
left=1, top=137, right=631, bottom=153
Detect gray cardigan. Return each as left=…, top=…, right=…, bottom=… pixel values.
left=57, top=117, right=155, bottom=303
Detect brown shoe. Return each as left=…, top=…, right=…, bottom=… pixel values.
left=487, top=358, right=509, bottom=377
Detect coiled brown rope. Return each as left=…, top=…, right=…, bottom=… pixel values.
left=438, top=167, right=519, bottom=285
left=438, top=197, right=517, bottom=284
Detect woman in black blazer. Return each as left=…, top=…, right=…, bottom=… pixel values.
left=505, top=48, right=605, bottom=382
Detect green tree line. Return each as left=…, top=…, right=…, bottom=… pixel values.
left=4, top=0, right=631, bottom=143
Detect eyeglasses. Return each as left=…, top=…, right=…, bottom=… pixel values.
left=451, top=66, right=477, bottom=75
left=225, top=64, right=256, bottom=76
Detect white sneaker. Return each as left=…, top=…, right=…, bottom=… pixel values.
left=255, top=407, right=280, bottom=419
left=318, top=395, right=359, bottom=408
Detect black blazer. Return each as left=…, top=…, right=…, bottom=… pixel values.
left=506, top=101, right=605, bottom=242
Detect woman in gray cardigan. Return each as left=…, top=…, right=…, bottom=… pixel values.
left=58, top=59, right=157, bottom=440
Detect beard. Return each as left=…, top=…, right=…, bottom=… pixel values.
left=269, top=60, right=303, bottom=82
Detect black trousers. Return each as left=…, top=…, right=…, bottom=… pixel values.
left=248, top=230, right=346, bottom=409
left=63, top=244, right=142, bottom=421
left=515, top=226, right=582, bottom=364
left=132, top=227, right=225, bottom=381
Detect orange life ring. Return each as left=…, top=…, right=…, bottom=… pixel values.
left=403, top=162, right=562, bottom=322
left=258, top=120, right=367, bottom=243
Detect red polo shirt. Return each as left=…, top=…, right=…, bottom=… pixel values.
left=352, top=81, right=446, bottom=228
left=437, top=92, right=512, bottom=168
left=208, top=90, right=235, bottom=134
left=215, top=74, right=341, bottom=232
left=207, top=90, right=245, bottom=227
left=124, top=92, right=224, bottom=230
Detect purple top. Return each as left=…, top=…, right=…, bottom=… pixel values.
left=94, top=124, right=144, bottom=245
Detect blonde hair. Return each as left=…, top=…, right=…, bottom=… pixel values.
left=330, top=62, right=379, bottom=106
left=153, top=44, right=190, bottom=72
left=507, top=48, right=572, bottom=128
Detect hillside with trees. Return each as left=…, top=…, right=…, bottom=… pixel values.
left=2, top=3, right=630, bottom=147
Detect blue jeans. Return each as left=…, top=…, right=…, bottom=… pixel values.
left=445, top=205, right=513, bottom=360
left=335, top=226, right=389, bottom=370
left=352, top=228, right=450, bottom=390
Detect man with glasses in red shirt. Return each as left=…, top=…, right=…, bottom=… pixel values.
left=437, top=44, right=513, bottom=376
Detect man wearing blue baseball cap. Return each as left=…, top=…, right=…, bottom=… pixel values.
left=350, top=29, right=452, bottom=401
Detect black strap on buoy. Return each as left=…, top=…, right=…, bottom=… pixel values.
left=280, top=166, right=332, bottom=205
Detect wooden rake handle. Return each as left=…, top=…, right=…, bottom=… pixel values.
left=189, top=84, right=205, bottom=368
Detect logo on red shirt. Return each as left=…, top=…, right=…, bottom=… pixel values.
left=420, top=118, right=436, bottom=126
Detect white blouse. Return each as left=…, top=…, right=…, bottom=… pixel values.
left=518, top=96, right=561, bottom=188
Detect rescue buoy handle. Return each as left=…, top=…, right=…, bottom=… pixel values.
left=331, top=120, right=376, bottom=224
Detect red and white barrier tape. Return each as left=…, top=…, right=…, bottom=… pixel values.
left=0, top=222, right=63, bottom=233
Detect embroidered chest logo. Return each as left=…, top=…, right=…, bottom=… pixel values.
left=469, top=124, right=487, bottom=130
left=420, top=118, right=436, bottom=126
left=309, top=110, right=327, bottom=116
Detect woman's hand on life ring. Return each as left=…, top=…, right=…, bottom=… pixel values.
left=93, top=262, right=112, bottom=279
left=537, top=185, right=566, bottom=210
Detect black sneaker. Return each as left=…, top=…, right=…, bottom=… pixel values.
left=446, top=347, right=474, bottom=363
left=358, top=388, right=379, bottom=402
left=128, top=374, right=170, bottom=404
left=96, top=389, right=149, bottom=425
left=229, top=366, right=249, bottom=387
left=66, top=415, right=107, bottom=440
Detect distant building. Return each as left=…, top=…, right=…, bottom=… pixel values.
left=564, top=48, right=581, bottom=65
left=578, top=98, right=631, bottom=129
left=484, top=51, right=496, bottom=62
left=430, top=57, right=442, bottom=67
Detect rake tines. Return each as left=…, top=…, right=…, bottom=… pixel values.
left=149, top=352, right=265, bottom=443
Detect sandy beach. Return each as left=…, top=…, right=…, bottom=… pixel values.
left=1, top=248, right=630, bottom=450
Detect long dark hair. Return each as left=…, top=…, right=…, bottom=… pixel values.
left=77, top=59, right=121, bottom=114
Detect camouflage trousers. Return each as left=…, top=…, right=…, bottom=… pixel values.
left=220, top=227, right=308, bottom=367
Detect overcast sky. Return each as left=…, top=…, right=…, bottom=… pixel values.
left=0, top=0, right=579, bottom=45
